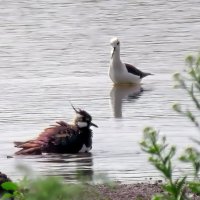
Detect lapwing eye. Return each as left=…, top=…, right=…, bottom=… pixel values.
left=117, top=41, right=119, bottom=45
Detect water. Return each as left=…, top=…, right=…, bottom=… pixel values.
left=0, top=0, right=200, bottom=183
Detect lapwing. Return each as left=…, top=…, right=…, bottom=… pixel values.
left=14, top=106, right=98, bottom=155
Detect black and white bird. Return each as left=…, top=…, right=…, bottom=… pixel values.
left=109, top=37, right=152, bottom=84
left=14, top=106, right=98, bottom=155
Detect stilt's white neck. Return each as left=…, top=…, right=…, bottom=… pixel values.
left=111, top=47, right=120, bottom=63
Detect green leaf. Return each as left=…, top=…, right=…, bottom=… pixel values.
left=176, top=177, right=187, bottom=195
left=186, top=55, right=195, bottom=67
left=143, top=126, right=154, bottom=133
left=188, top=181, right=200, bottom=194
left=186, top=110, right=198, bottom=125
left=163, top=147, right=176, bottom=165
left=163, top=183, right=176, bottom=194
left=172, top=103, right=182, bottom=113
left=189, top=68, right=196, bottom=78
left=148, top=146, right=159, bottom=154
left=151, top=194, right=163, bottom=200
left=196, top=55, right=200, bottom=67
left=140, top=141, right=148, bottom=148
left=0, top=192, right=13, bottom=200
left=1, top=181, right=18, bottom=191
left=173, top=72, right=181, bottom=81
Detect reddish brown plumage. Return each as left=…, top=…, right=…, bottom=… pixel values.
left=14, top=121, right=78, bottom=155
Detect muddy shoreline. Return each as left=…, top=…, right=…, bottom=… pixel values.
left=92, top=182, right=200, bottom=200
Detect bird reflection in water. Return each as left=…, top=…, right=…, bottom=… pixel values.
left=110, top=84, right=143, bottom=118
left=35, top=153, right=93, bottom=182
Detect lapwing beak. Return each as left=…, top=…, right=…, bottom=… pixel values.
left=90, top=122, right=98, bottom=128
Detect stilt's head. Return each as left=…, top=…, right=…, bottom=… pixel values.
left=110, top=37, right=120, bottom=57
left=71, top=105, right=98, bottom=128
left=110, top=37, right=120, bottom=48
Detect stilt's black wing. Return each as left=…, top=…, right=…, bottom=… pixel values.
left=125, top=63, right=151, bottom=78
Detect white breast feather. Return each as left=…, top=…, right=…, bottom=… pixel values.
left=79, top=144, right=91, bottom=153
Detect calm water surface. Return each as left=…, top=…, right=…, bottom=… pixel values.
left=0, top=0, right=200, bottom=183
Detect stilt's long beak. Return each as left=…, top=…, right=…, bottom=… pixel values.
left=90, top=122, right=98, bottom=128
left=111, top=47, right=116, bottom=58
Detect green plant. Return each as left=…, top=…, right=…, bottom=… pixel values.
left=0, top=181, right=24, bottom=200
left=141, top=127, right=187, bottom=200
left=0, top=176, right=106, bottom=200
left=23, top=177, right=86, bottom=200
left=173, top=54, right=200, bottom=133
left=140, top=54, right=200, bottom=200
left=174, top=54, right=200, bottom=195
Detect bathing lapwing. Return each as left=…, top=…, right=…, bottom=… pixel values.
left=14, top=106, right=98, bottom=155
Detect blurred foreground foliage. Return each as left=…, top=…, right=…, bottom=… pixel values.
left=0, top=176, right=104, bottom=200
left=141, top=54, right=200, bottom=200
left=141, top=127, right=200, bottom=200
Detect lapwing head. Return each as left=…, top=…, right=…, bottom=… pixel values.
left=71, top=105, right=98, bottom=129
